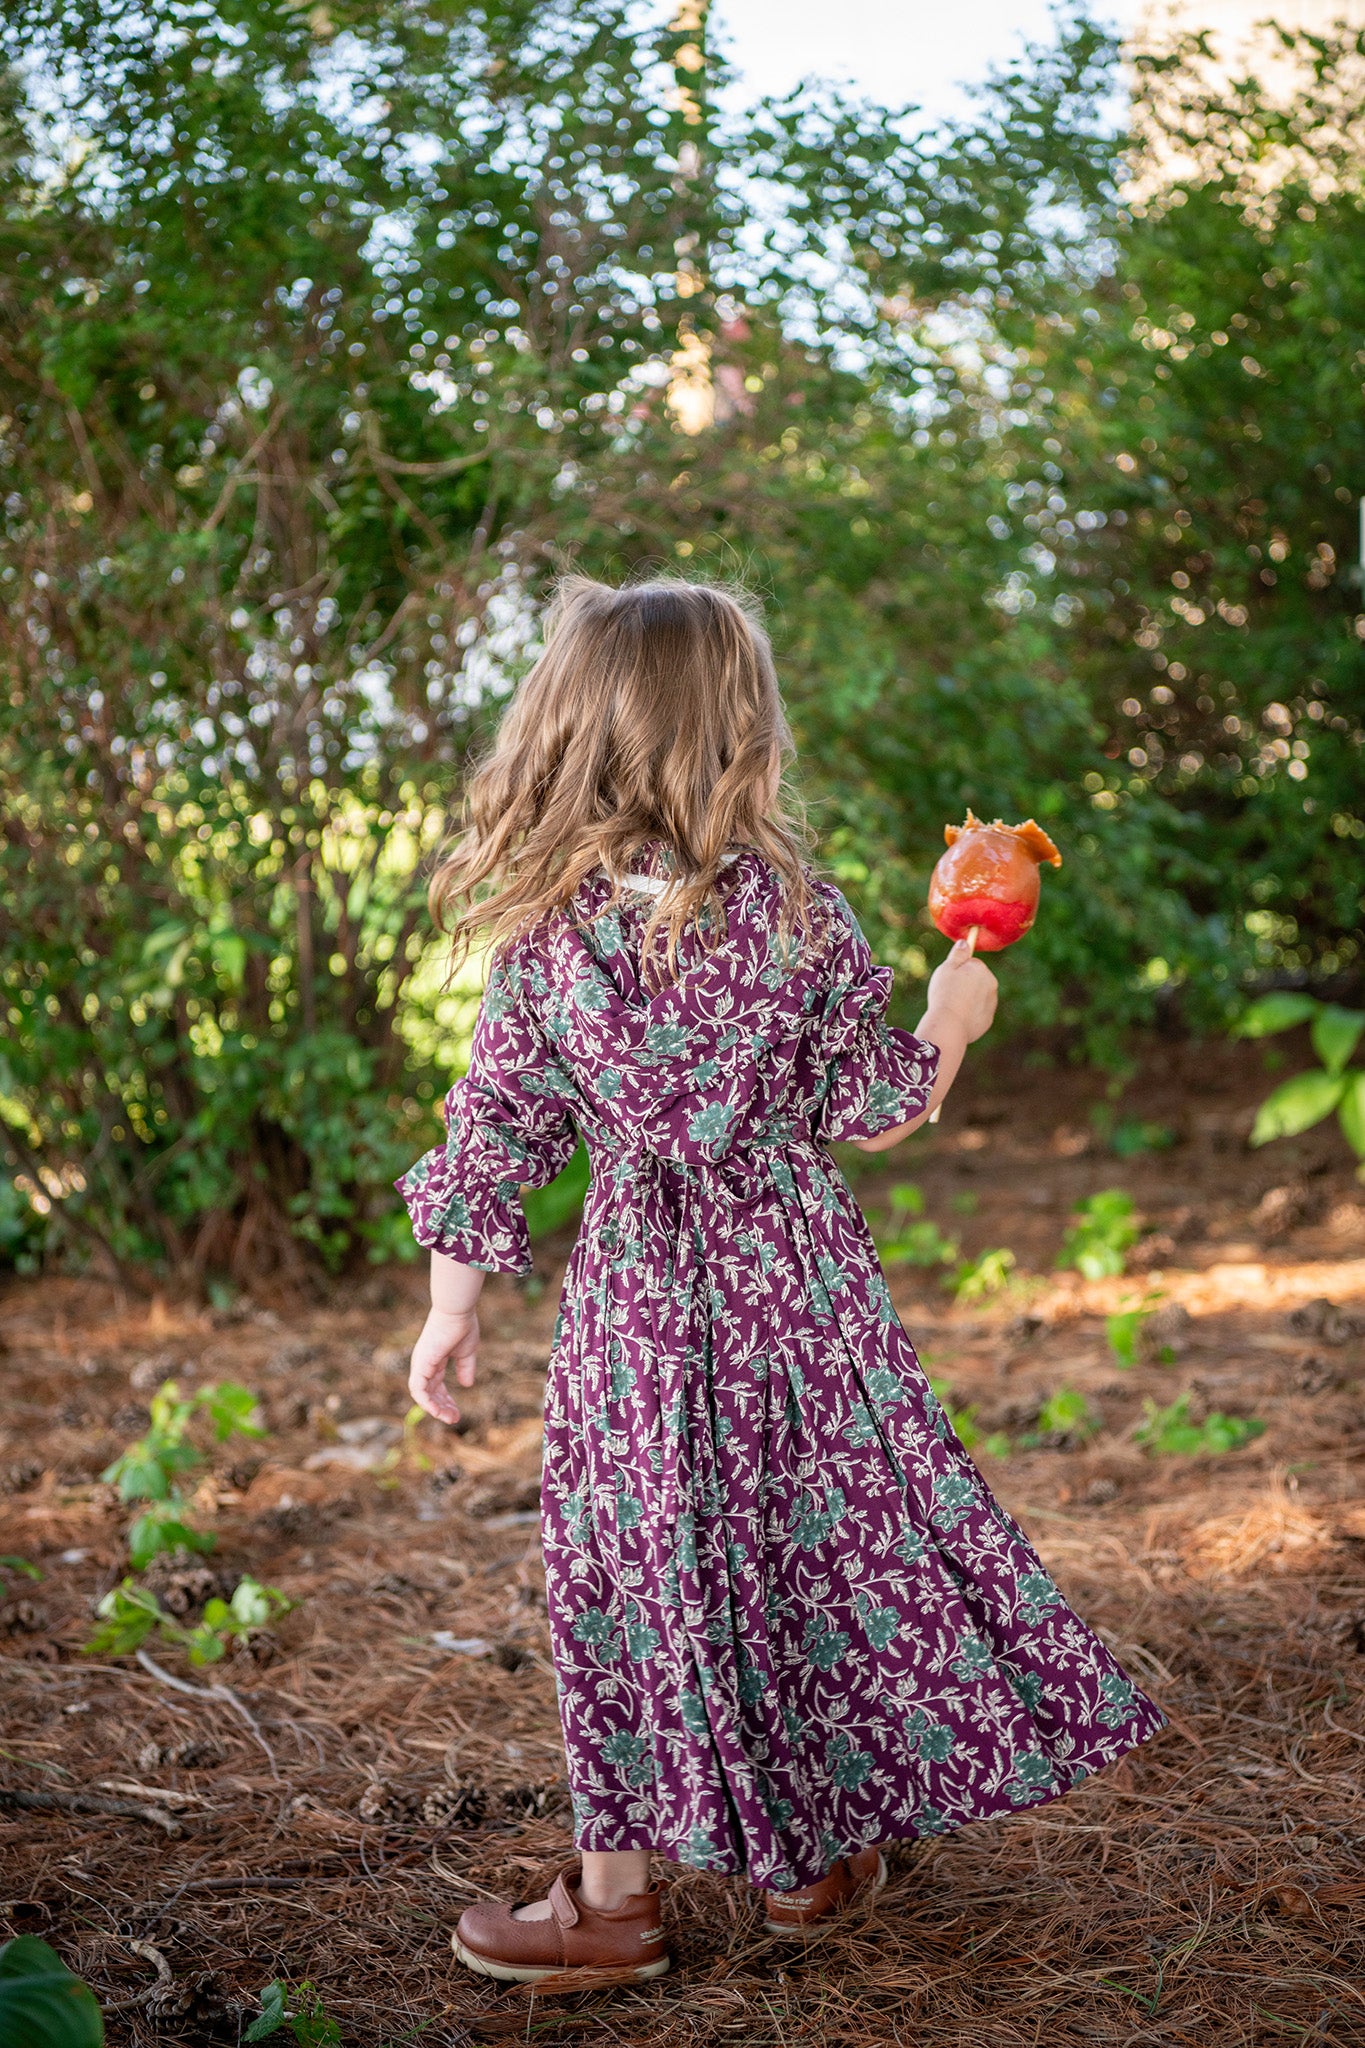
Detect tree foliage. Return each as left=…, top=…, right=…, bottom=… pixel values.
left=0, top=3, right=1361, bottom=1277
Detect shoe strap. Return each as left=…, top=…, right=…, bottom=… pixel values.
left=548, top=1868, right=581, bottom=1929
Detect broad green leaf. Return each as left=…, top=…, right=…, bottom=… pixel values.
left=244, top=1983, right=288, bottom=2042
left=197, top=1381, right=265, bottom=1441
left=127, top=1503, right=214, bottom=1571
left=1234, top=992, right=1319, bottom=1038
left=1311, top=1005, right=1365, bottom=1077
left=0, top=1937, right=104, bottom=2048
left=1250, top=1070, right=1345, bottom=1147
left=1339, top=1071, right=1365, bottom=1162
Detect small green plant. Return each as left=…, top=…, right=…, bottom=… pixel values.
left=926, top=1376, right=1011, bottom=1458
left=1110, top=1119, right=1175, bottom=1158
left=949, top=1191, right=979, bottom=1216
left=0, top=1554, right=41, bottom=1597
left=1057, top=1190, right=1139, bottom=1279
left=1237, top=993, right=1365, bottom=1179
left=84, top=1573, right=291, bottom=1666
left=1021, top=1386, right=1098, bottom=1447
left=948, top=1247, right=1016, bottom=1302
left=0, top=1934, right=104, bottom=2048
left=1105, top=1292, right=1171, bottom=1368
left=1133, top=1393, right=1266, bottom=1458
left=102, top=1380, right=264, bottom=1570
left=245, top=1979, right=342, bottom=2045
left=876, top=1184, right=959, bottom=1268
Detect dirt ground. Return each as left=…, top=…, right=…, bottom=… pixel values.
left=3, top=1032, right=1365, bottom=2048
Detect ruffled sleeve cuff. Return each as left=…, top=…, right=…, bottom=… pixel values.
left=397, top=1080, right=570, bottom=1275
left=816, top=973, right=939, bottom=1144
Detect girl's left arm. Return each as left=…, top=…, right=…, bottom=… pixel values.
left=409, top=1251, right=485, bottom=1426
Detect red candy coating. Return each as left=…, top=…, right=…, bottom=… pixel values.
left=928, top=813, right=1062, bottom=954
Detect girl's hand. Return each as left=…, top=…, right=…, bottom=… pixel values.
left=926, top=939, right=998, bottom=1044
left=408, top=1306, right=479, bottom=1427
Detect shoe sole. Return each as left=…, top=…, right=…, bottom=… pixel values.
left=452, top=1935, right=671, bottom=1985
left=761, top=1852, right=889, bottom=1939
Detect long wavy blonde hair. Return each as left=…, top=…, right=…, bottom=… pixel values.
left=430, top=574, right=816, bottom=975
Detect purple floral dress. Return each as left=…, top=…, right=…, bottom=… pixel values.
left=399, top=852, right=1164, bottom=1891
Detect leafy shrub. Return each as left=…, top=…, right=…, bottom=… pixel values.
left=1133, top=1394, right=1266, bottom=1458
left=948, top=1248, right=1017, bottom=1302
left=1238, top=995, right=1365, bottom=1178
left=873, top=1185, right=960, bottom=1269
left=85, top=1574, right=291, bottom=1666
left=1057, top=1191, right=1139, bottom=1280
left=102, top=1381, right=264, bottom=1570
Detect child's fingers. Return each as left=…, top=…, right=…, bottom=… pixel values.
left=408, top=1350, right=461, bottom=1425
left=454, top=1353, right=478, bottom=1388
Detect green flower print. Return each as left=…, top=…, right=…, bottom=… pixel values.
left=865, top=1366, right=909, bottom=1408
left=615, top=1486, right=644, bottom=1530
left=857, top=1597, right=903, bottom=1652
left=1004, top=1751, right=1057, bottom=1805
left=826, top=1731, right=875, bottom=1790
left=600, top=1730, right=655, bottom=1786
left=802, top=1617, right=851, bottom=1671
left=737, top=1652, right=770, bottom=1704
left=913, top=1801, right=950, bottom=1836
left=589, top=909, right=625, bottom=957
left=867, top=1273, right=896, bottom=1326
left=816, top=1252, right=850, bottom=1298
left=842, top=1402, right=879, bottom=1448
left=571, top=974, right=612, bottom=1014
left=436, top=1191, right=471, bottom=1233
left=932, top=1471, right=978, bottom=1532
left=762, top=1787, right=795, bottom=1830
left=481, top=970, right=515, bottom=1020
left=1006, top=1667, right=1046, bottom=1713
left=608, top=1353, right=637, bottom=1402
left=864, top=1076, right=905, bottom=1126
left=563, top=1489, right=593, bottom=1544
left=688, top=1100, right=737, bottom=1147
left=523, top=1061, right=575, bottom=1098
left=625, top=1614, right=662, bottom=1663
left=679, top=1688, right=709, bottom=1736
left=687, top=1057, right=721, bottom=1088
left=903, top=1708, right=956, bottom=1762
left=684, top=1827, right=728, bottom=1870
left=896, top=1525, right=927, bottom=1566
left=770, top=1155, right=796, bottom=1199
left=1097, top=1671, right=1137, bottom=1728
left=598, top=1067, right=624, bottom=1099
left=675, top=1517, right=698, bottom=1572
left=642, top=1019, right=690, bottom=1063
left=950, top=1629, right=996, bottom=1683
left=572, top=1606, right=623, bottom=1664
left=1017, top=1570, right=1063, bottom=1626
left=782, top=1704, right=809, bottom=1742
left=789, top=1486, right=848, bottom=1551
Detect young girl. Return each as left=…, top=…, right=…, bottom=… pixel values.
left=400, top=577, right=1164, bottom=1983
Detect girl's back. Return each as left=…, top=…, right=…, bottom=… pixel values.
left=400, top=576, right=1165, bottom=1977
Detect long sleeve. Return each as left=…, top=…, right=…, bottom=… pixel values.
left=397, top=954, right=579, bottom=1274
left=812, top=892, right=938, bottom=1145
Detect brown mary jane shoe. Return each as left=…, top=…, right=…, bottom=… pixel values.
left=760, top=1844, right=888, bottom=1937
left=453, top=1861, right=670, bottom=1985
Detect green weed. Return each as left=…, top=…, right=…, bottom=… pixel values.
left=245, top=1978, right=342, bottom=2045
left=876, top=1184, right=959, bottom=1268
left=1105, top=1292, right=1171, bottom=1368
left=1057, top=1190, right=1139, bottom=1279
left=1021, top=1387, right=1098, bottom=1447
left=85, top=1573, right=292, bottom=1666
left=948, top=1247, right=1016, bottom=1301
left=102, top=1379, right=264, bottom=1570
left=1133, top=1393, right=1266, bottom=1458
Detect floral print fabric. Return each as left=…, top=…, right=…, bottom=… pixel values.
left=399, top=853, right=1164, bottom=1890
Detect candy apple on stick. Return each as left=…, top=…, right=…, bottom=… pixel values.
left=926, top=812, right=1062, bottom=1118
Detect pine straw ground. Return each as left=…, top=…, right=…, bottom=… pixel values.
left=3, top=1037, right=1365, bottom=2048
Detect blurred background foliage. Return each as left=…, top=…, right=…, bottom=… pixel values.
left=0, top=0, right=1361, bottom=1281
